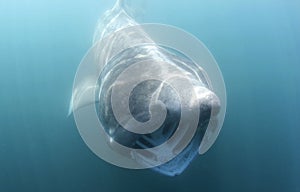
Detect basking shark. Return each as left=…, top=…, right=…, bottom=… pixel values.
left=69, top=0, right=226, bottom=176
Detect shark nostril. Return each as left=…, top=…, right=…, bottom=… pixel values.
left=203, top=92, right=221, bottom=117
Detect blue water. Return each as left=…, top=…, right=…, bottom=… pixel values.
left=0, top=0, right=299, bottom=191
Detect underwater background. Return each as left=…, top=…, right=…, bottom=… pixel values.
left=0, top=0, right=299, bottom=191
